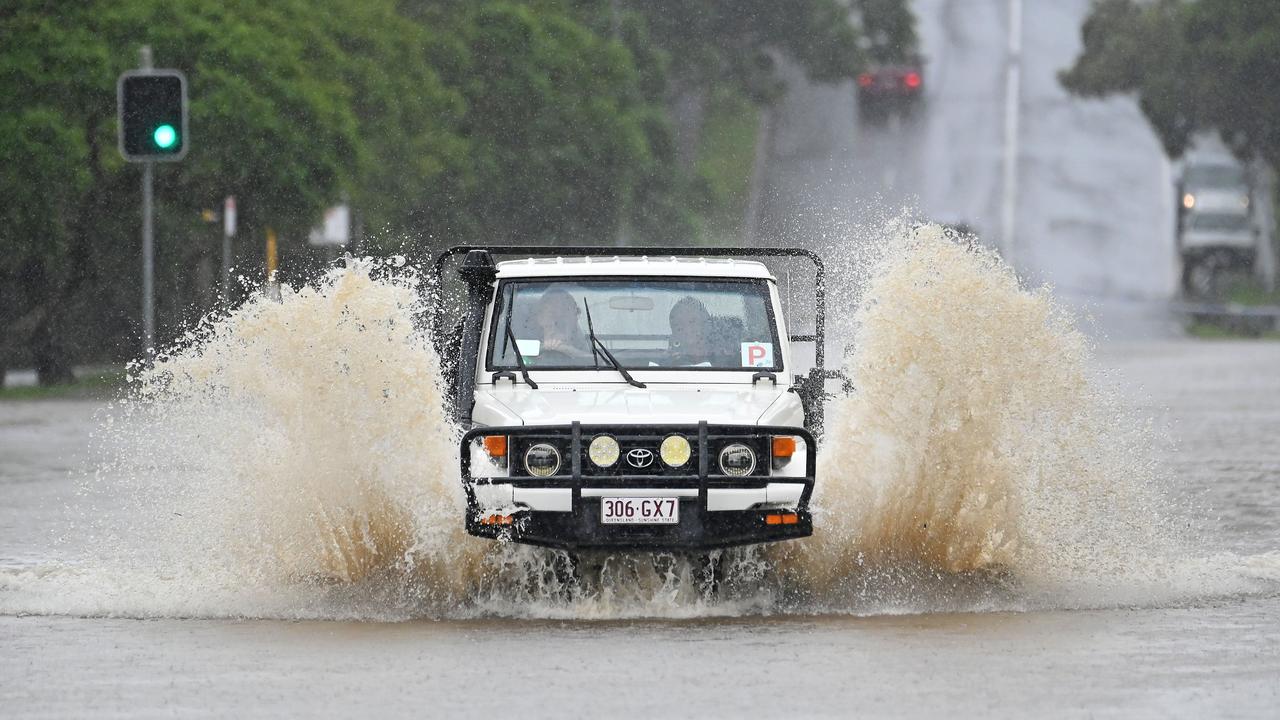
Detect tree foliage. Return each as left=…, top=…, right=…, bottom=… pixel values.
left=624, top=0, right=862, bottom=102
left=1, top=0, right=470, bottom=378
left=1062, top=0, right=1280, bottom=168
left=424, top=3, right=653, bottom=244
left=0, top=0, right=887, bottom=382
left=855, top=0, right=919, bottom=64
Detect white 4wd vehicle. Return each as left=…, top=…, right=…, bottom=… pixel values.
left=432, top=246, right=830, bottom=552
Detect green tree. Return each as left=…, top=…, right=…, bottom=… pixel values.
left=0, top=0, right=464, bottom=382
left=628, top=0, right=861, bottom=103
left=2, top=0, right=898, bottom=380
left=417, top=2, right=655, bottom=245
left=1062, top=0, right=1280, bottom=168
left=855, top=0, right=920, bottom=64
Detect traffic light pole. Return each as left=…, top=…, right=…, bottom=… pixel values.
left=117, top=46, right=188, bottom=358
left=141, top=161, right=155, bottom=357
left=138, top=46, right=156, bottom=359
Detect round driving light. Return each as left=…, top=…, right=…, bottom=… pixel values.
left=718, top=443, right=756, bottom=476
left=660, top=435, right=692, bottom=467
left=588, top=435, right=620, bottom=467
left=524, top=443, right=561, bottom=477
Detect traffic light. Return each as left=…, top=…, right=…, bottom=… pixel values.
left=117, top=70, right=188, bottom=161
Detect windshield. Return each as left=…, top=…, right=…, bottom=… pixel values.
left=488, top=279, right=781, bottom=371
left=1184, top=164, right=1246, bottom=188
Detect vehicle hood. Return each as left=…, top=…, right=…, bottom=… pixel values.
left=475, top=384, right=791, bottom=427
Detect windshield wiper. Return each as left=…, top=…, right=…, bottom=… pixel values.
left=582, top=297, right=645, bottom=389
left=500, top=291, right=538, bottom=389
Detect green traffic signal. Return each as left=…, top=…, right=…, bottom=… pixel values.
left=118, top=71, right=188, bottom=161
left=153, top=124, right=177, bottom=150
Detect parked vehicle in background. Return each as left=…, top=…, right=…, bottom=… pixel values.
left=1176, top=157, right=1258, bottom=298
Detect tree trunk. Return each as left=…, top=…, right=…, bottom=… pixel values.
left=32, top=312, right=74, bottom=386
left=743, top=104, right=776, bottom=245
left=669, top=81, right=709, bottom=172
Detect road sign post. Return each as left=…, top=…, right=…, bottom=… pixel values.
left=117, top=46, right=189, bottom=358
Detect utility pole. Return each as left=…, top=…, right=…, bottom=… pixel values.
left=1000, top=0, right=1023, bottom=265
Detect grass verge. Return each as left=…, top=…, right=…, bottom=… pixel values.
left=0, top=368, right=128, bottom=401
left=1186, top=321, right=1280, bottom=340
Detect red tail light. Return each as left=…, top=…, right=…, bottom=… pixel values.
left=857, top=73, right=874, bottom=88
left=904, top=71, right=922, bottom=89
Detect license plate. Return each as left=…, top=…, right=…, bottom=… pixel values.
left=600, top=497, right=679, bottom=525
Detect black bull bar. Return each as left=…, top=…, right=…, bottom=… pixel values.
left=460, top=422, right=817, bottom=551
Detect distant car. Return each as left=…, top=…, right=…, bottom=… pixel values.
left=856, top=61, right=923, bottom=121
left=1176, top=159, right=1257, bottom=297
left=1178, top=162, right=1250, bottom=217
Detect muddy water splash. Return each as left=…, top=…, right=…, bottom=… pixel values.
left=779, top=224, right=1200, bottom=610
left=65, top=259, right=487, bottom=617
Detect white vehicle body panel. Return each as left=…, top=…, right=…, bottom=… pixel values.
left=473, top=384, right=804, bottom=427
left=471, top=484, right=807, bottom=514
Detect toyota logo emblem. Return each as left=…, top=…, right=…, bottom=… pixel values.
left=626, top=448, right=654, bottom=468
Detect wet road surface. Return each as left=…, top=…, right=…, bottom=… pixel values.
left=3, top=339, right=1278, bottom=718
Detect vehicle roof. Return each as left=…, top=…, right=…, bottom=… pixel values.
left=495, top=255, right=776, bottom=280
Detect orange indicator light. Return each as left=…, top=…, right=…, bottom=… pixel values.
left=482, top=435, right=508, bottom=458
left=772, top=436, right=797, bottom=459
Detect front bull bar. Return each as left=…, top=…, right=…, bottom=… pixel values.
left=459, top=421, right=817, bottom=551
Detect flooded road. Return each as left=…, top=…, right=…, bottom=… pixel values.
left=4, top=602, right=1278, bottom=718
left=3, top=333, right=1278, bottom=717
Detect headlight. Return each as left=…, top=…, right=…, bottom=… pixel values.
left=1182, top=193, right=1195, bottom=209
left=718, top=443, right=756, bottom=476
left=524, top=443, right=561, bottom=477
left=588, top=435, right=620, bottom=467
left=660, top=435, right=691, bottom=467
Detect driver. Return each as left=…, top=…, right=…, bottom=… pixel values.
left=668, top=296, right=713, bottom=365
left=532, top=289, right=591, bottom=358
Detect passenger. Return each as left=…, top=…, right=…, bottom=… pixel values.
left=532, top=289, right=591, bottom=359
left=668, top=296, right=713, bottom=365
